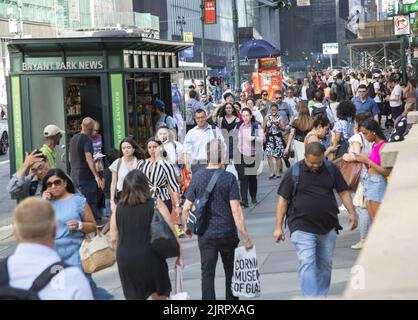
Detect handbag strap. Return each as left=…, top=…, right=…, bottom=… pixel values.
left=203, top=169, right=223, bottom=199
left=175, top=267, right=184, bottom=294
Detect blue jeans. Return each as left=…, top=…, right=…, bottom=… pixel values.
left=291, top=229, right=337, bottom=297
left=86, top=273, right=114, bottom=300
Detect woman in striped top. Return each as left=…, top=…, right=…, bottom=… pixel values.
left=137, top=137, right=182, bottom=220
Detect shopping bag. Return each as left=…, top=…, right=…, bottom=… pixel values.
left=80, top=228, right=116, bottom=274
left=170, top=267, right=190, bottom=300
left=231, top=246, right=261, bottom=298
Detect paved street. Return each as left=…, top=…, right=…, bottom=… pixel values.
left=92, top=167, right=361, bottom=300
left=0, top=160, right=360, bottom=299
left=0, top=153, right=15, bottom=227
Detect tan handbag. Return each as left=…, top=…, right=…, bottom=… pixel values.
left=353, top=182, right=366, bottom=209
left=80, top=229, right=116, bottom=274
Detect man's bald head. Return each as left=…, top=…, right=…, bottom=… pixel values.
left=81, top=117, right=95, bottom=135
left=13, top=197, right=56, bottom=247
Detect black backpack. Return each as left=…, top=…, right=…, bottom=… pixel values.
left=367, top=82, right=376, bottom=99
left=0, top=257, right=69, bottom=300
left=311, top=106, right=328, bottom=119
left=335, top=82, right=346, bottom=101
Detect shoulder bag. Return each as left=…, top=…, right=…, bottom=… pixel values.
left=150, top=199, right=180, bottom=259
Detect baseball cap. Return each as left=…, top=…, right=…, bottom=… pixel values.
left=154, top=99, right=165, bottom=110
left=93, top=152, right=106, bottom=161
left=44, top=124, right=65, bottom=137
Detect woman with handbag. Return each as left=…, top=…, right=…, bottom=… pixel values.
left=111, top=170, right=183, bottom=300
left=353, top=119, right=390, bottom=222
left=41, top=168, right=113, bottom=300
left=109, top=137, right=144, bottom=213
left=342, top=112, right=373, bottom=250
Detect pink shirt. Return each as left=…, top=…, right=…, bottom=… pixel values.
left=238, top=122, right=264, bottom=157
left=368, top=140, right=385, bottom=167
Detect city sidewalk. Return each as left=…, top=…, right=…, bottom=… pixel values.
left=92, top=164, right=361, bottom=300
left=0, top=163, right=361, bottom=300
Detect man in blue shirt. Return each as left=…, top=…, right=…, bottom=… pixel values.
left=154, top=99, right=177, bottom=136
left=352, top=84, right=380, bottom=121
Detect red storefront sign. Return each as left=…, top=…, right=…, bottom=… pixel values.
left=204, top=1, right=217, bottom=24
left=258, top=57, right=278, bottom=70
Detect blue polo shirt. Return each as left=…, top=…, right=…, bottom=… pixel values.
left=352, top=96, right=380, bottom=116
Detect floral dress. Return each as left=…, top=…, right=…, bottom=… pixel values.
left=264, top=114, right=285, bottom=158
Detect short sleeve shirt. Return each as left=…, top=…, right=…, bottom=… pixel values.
left=185, top=169, right=240, bottom=240
left=278, top=161, right=348, bottom=235
left=69, top=133, right=94, bottom=181
left=390, top=84, right=402, bottom=107
left=156, top=115, right=176, bottom=130
left=109, top=158, right=141, bottom=192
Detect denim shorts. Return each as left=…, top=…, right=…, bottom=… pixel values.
left=364, top=173, right=387, bottom=203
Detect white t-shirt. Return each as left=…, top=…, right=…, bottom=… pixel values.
left=373, top=82, right=381, bottom=103
left=390, top=84, right=402, bottom=107
left=301, top=86, right=308, bottom=100
left=348, top=132, right=372, bottom=156
left=253, top=109, right=264, bottom=124
left=109, top=157, right=141, bottom=191
left=163, top=141, right=184, bottom=176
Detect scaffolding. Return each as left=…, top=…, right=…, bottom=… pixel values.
left=347, top=37, right=402, bottom=70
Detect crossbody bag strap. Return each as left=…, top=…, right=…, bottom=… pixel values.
left=203, top=169, right=223, bottom=199
left=29, top=261, right=69, bottom=293
left=0, top=257, right=10, bottom=286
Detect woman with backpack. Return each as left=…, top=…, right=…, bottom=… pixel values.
left=330, top=101, right=356, bottom=159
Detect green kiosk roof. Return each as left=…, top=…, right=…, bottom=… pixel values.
left=7, top=36, right=193, bottom=53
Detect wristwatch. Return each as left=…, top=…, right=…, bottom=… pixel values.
left=77, top=221, right=84, bottom=231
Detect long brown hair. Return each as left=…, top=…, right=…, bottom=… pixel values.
left=293, top=105, right=313, bottom=132
left=119, top=170, right=152, bottom=206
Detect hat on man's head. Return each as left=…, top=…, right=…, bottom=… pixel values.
left=154, top=99, right=165, bottom=110
left=44, top=124, right=65, bottom=138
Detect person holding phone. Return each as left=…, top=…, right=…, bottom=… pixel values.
left=41, top=168, right=113, bottom=300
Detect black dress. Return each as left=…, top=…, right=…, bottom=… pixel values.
left=116, top=200, right=171, bottom=300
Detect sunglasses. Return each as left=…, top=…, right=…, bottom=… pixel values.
left=46, top=179, right=63, bottom=188
left=276, top=97, right=283, bottom=99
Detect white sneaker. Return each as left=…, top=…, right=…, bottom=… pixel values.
left=351, top=241, right=363, bottom=250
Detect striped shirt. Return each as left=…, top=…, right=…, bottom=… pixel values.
left=137, top=159, right=180, bottom=201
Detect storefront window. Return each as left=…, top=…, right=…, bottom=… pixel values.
left=109, top=55, right=122, bottom=69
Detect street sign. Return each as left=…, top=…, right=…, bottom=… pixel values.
left=322, top=43, right=339, bottom=55
left=394, top=15, right=411, bottom=36
left=183, top=32, right=193, bottom=42
left=204, top=1, right=217, bottom=24
left=402, top=1, right=418, bottom=14
left=387, top=0, right=400, bottom=17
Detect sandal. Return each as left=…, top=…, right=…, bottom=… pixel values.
left=269, top=175, right=276, bottom=179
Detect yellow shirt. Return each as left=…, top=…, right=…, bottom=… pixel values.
left=40, top=144, right=56, bottom=168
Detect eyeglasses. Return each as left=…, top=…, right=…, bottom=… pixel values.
left=358, top=90, right=367, bottom=93
left=46, top=179, right=63, bottom=188
left=276, top=97, right=283, bottom=100
left=262, top=93, right=268, bottom=96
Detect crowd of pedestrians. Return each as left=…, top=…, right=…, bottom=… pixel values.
left=2, top=65, right=415, bottom=300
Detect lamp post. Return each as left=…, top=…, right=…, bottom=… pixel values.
left=200, top=1, right=207, bottom=94
left=232, top=0, right=240, bottom=95
left=176, top=16, right=186, bottom=40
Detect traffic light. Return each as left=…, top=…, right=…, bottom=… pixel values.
left=273, top=0, right=292, bottom=10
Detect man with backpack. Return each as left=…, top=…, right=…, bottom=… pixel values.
left=154, top=99, right=178, bottom=138
left=331, top=73, right=346, bottom=102
left=182, top=139, right=253, bottom=300
left=273, top=142, right=358, bottom=297
left=0, top=197, right=92, bottom=300
left=310, top=90, right=336, bottom=124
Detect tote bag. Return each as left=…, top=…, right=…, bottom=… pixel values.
left=170, top=267, right=190, bottom=300
left=80, top=229, right=116, bottom=274
left=231, top=246, right=261, bottom=298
